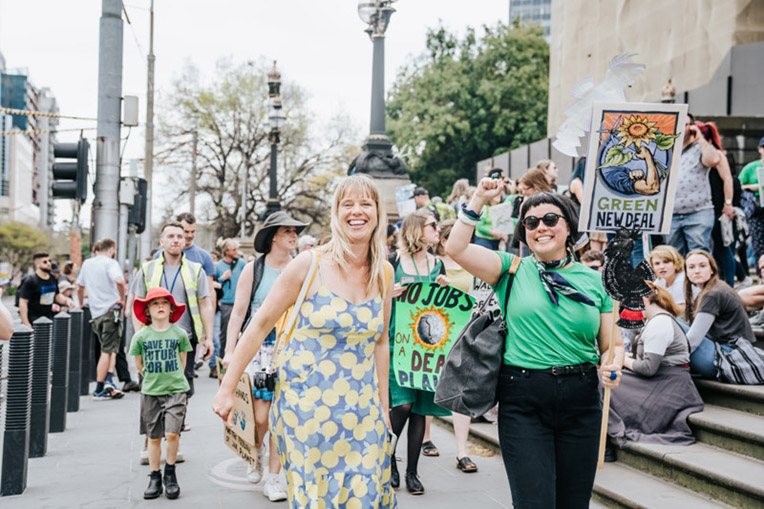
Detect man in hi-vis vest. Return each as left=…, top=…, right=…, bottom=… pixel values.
left=128, top=221, right=214, bottom=398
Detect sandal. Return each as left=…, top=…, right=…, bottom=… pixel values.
left=182, top=424, right=191, bottom=432
left=421, top=441, right=439, bottom=457
left=456, top=456, right=478, bottom=473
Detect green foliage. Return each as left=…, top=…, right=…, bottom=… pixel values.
left=599, top=146, right=633, bottom=169
left=654, top=133, right=680, bottom=151
left=0, top=221, right=50, bottom=278
left=386, top=22, right=549, bottom=197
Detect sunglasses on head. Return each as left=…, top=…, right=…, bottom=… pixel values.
left=521, top=212, right=564, bottom=230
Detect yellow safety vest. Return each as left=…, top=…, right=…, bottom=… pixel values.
left=142, top=253, right=205, bottom=341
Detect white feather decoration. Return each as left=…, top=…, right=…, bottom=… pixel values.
left=553, top=53, right=646, bottom=157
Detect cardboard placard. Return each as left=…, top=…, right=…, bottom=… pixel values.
left=216, top=358, right=260, bottom=469
left=469, top=278, right=501, bottom=320
left=396, top=184, right=416, bottom=218
left=490, top=202, right=515, bottom=236
left=392, top=283, right=474, bottom=391
left=757, top=166, right=764, bottom=208
left=578, top=102, right=688, bottom=234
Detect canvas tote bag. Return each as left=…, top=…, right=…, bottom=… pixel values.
left=434, top=256, right=522, bottom=417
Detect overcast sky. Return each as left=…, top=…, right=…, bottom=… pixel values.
left=0, top=1, right=509, bottom=156
left=0, top=1, right=509, bottom=226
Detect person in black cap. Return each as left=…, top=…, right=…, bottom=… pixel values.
left=223, top=210, right=308, bottom=500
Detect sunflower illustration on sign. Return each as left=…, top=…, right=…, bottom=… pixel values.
left=597, top=113, right=680, bottom=197
left=408, top=305, right=454, bottom=352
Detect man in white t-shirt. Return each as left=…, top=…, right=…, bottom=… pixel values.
left=77, top=238, right=127, bottom=400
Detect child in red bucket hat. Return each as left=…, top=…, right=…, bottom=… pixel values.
left=129, top=287, right=192, bottom=500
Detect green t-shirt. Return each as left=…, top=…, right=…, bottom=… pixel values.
left=493, top=252, right=613, bottom=369
left=738, top=160, right=764, bottom=197
left=129, top=324, right=193, bottom=396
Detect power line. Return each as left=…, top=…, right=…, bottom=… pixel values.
left=0, top=106, right=97, bottom=121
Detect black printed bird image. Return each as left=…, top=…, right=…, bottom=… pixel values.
left=602, top=228, right=655, bottom=328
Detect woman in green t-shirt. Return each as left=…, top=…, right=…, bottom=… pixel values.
left=446, top=178, right=624, bottom=508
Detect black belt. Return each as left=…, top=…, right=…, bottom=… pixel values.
left=503, top=363, right=596, bottom=376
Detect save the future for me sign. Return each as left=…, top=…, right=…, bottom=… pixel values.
left=393, top=282, right=474, bottom=392
left=578, top=102, right=688, bottom=234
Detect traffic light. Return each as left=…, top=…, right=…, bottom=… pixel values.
left=128, top=178, right=147, bottom=234
left=51, top=139, right=89, bottom=202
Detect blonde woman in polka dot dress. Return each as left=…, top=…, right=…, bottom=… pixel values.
left=214, top=174, right=396, bottom=508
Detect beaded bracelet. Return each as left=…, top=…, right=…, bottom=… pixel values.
left=460, top=203, right=482, bottom=220
left=458, top=209, right=479, bottom=227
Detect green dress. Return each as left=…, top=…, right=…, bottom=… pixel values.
left=388, top=256, right=451, bottom=417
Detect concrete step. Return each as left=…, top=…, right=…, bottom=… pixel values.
left=593, top=462, right=732, bottom=509
left=619, top=442, right=764, bottom=508
left=689, top=404, right=764, bottom=461
left=694, top=379, right=764, bottom=416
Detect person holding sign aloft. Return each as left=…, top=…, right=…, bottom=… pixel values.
left=446, top=178, right=623, bottom=508
left=213, top=175, right=397, bottom=508
left=387, top=209, right=451, bottom=495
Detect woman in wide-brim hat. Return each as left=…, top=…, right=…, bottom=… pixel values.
left=222, top=209, right=308, bottom=496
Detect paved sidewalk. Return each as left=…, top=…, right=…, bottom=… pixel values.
left=3, top=361, right=511, bottom=508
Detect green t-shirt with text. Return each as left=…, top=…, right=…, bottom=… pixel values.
left=492, top=252, right=613, bottom=369
left=129, top=324, right=193, bottom=396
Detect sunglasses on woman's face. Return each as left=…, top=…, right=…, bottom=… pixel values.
left=521, top=212, right=564, bottom=231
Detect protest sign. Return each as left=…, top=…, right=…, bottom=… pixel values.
left=469, top=277, right=501, bottom=320
left=490, top=202, right=515, bottom=236
left=757, top=166, right=764, bottom=208
left=216, top=358, right=260, bottom=469
left=578, top=102, right=687, bottom=234
left=396, top=184, right=416, bottom=218
left=393, top=282, right=474, bottom=391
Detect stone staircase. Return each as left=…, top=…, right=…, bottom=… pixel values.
left=436, top=379, right=764, bottom=508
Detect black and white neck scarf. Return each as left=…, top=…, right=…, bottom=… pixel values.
left=532, top=251, right=595, bottom=307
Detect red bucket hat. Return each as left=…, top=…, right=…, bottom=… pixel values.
left=133, top=287, right=186, bottom=325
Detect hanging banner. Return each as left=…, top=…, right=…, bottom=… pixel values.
left=578, top=102, right=688, bottom=234
left=216, top=358, right=260, bottom=469
left=393, top=282, right=474, bottom=391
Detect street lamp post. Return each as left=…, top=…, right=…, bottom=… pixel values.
left=265, top=62, right=286, bottom=219
left=349, top=0, right=408, bottom=180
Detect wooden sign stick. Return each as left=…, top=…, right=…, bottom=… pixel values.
left=597, top=299, right=620, bottom=469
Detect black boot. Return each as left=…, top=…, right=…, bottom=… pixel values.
left=390, top=457, right=399, bottom=489
left=405, top=470, right=424, bottom=495
left=144, top=471, right=163, bottom=499
left=164, top=464, right=180, bottom=499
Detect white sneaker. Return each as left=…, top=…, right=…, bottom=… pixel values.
left=175, top=450, right=185, bottom=463
left=246, top=446, right=265, bottom=484
left=263, top=474, right=288, bottom=502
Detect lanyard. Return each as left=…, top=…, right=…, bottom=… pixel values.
left=162, top=266, right=181, bottom=294
left=409, top=253, right=432, bottom=281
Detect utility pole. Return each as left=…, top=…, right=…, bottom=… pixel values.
left=93, top=0, right=124, bottom=241
left=141, top=0, right=155, bottom=261
left=189, top=130, right=197, bottom=216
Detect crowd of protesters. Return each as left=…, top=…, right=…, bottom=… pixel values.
left=2, top=115, right=763, bottom=507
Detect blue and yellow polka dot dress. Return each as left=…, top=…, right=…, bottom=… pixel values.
left=270, top=281, right=397, bottom=508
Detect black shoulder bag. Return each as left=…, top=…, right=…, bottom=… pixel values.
left=434, top=256, right=522, bottom=417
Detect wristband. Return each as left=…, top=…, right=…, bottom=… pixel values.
left=458, top=209, right=479, bottom=227
left=460, top=203, right=482, bottom=220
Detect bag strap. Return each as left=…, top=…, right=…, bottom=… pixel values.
left=269, top=250, right=320, bottom=370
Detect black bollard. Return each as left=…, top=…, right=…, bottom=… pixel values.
left=1, top=325, right=34, bottom=496
left=80, top=306, right=92, bottom=396
left=67, top=309, right=83, bottom=412
left=29, top=317, right=52, bottom=458
left=49, top=312, right=70, bottom=433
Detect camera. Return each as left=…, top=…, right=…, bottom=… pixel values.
left=252, top=369, right=276, bottom=392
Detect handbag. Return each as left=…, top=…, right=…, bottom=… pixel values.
left=434, top=255, right=522, bottom=417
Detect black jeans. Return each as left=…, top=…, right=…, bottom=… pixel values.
left=497, top=364, right=601, bottom=509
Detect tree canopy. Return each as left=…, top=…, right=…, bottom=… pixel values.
left=0, top=221, right=50, bottom=279
left=386, top=22, right=549, bottom=197
left=157, top=58, right=355, bottom=238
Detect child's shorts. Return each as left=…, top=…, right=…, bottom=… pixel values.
left=140, top=393, right=188, bottom=439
